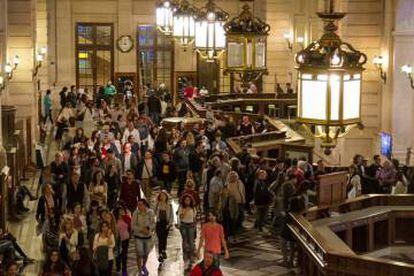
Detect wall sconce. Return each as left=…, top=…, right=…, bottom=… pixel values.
left=401, top=64, right=414, bottom=89
left=5, top=55, right=19, bottom=80
left=0, top=75, right=5, bottom=92
left=297, top=36, right=305, bottom=49
left=373, top=55, right=387, bottom=84
left=283, top=33, right=292, bottom=51
left=33, top=47, right=47, bottom=77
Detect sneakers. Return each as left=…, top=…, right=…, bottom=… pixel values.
left=158, top=256, right=164, bottom=263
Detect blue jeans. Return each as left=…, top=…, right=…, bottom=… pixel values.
left=179, top=223, right=196, bottom=260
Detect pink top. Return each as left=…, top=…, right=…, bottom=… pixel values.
left=201, top=223, right=224, bottom=254
left=117, top=219, right=130, bottom=241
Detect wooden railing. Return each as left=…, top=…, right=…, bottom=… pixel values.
left=289, top=195, right=414, bottom=275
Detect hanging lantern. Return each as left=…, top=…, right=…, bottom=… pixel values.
left=156, top=0, right=176, bottom=35
left=194, top=0, right=229, bottom=62
left=173, top=0, right=197, bottom=47
left=224, top=3, right=270, bottom=85
left=295, top=0, right=367, bottom=154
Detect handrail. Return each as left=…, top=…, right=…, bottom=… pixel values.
left=289, top=195, right=414, bottom=275
left=326, top=252, right=414, bottom=275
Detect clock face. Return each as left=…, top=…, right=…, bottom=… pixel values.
left=117, top=35, right=134, bottom=53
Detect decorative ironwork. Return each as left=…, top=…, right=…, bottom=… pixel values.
left=224, top=4, right=270, bottom=36
left=295, top=0, right=367, bottom=154
left=224, top=4, right=270, bottom=86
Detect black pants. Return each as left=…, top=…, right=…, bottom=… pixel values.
left=116, top=239, right=129, bottom=273
left=43, top=109, right=54, bottom=124
left=156, top=222, right=169, bottom=254
left=177, top=171, right=187, bottom=196
left=98, top=260, right=113, bottom=276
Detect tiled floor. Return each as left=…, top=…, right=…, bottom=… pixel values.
left=7, top=127, right=298, bottom=275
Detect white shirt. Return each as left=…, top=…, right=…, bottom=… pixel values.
left=124, top=153, right=131, bottom=172
left=122, top=128, right=141, bottom=144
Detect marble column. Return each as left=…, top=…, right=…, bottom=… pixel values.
left=7, top=0, right=38, bottom=164
left=391, top=0, right=414, bottom=164
left=117, top=0, right=136, bottom=73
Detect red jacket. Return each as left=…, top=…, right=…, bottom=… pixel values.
left=190, top=264, right=223, bottom=276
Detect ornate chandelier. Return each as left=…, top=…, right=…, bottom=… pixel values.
left=194, top=0, right=229, bottom=62
left=156, top=0, right=176, bottom=35
left=224, top=3, right=270, bottom=86
left=173, top=0, right=197, bottom=47
left=295, top=0, right=367, bottom=154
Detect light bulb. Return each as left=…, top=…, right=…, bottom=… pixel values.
left=402, top=64, right=412, bottom=74
left=331, top=52, right=341, bottom=66
left=283, top=33, right=291, bottom=40
left=207, top=12, right=216, bottom=21
left=163, top=1, right=170, bottom=8
left=5, top=64, right=12, bottom=74
left=297, top=54, right=305, bottom=64
left=13, top=55, right=20, bottom=65
left=297, top=36, right=304, bottom=43
left=373, top=55, right=384, bottom=65
left=40, top=47, right=47, bottom=55
left=37, top=53, right=44, bottom=62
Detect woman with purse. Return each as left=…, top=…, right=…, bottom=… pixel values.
left=58, top=217, right=79, bottom=265
left=93, top=221, right=115, bottom=275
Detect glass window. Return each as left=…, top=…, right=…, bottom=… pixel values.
left=137, top=25, right=173, bottom=90
left=76, top=23, right=113, bottom=91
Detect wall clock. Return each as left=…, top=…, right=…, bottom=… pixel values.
left=116, top=35, right=134, bottom=53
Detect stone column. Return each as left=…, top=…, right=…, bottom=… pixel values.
left=391, top=0, right=414, bottom=164
left=117, top=0, right=136, bottom=73
left=7, top=0, right=38, bottom=164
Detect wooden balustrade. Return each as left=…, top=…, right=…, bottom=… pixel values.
left=289, top=195, right=414, bottom=276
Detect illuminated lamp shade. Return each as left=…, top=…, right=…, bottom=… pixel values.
left=295, top=2, right=367, bottom=154
left=224, top=4, right=270, bottom=85
left=194, top=0, right=229, bottom=62
left=173, top=0, right=197, bottom=47
left=156, top=0, right=175, bottom=35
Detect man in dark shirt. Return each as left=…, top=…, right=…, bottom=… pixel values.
left=364, top=155, right=382, bottom=194
left=189, top=141, right=205, bottom=191
left=63, top=170, right=88, bottom=212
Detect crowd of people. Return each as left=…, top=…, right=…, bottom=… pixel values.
left=0, top=80, right=412, bottom=276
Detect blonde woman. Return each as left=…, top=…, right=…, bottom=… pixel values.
left=58, top=217, right=79, bottom=264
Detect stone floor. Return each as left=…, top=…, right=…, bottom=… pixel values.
left=7, top=126, right=298, bottom=275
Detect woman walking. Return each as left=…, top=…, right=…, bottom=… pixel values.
left=132, top=199, right=155, bottom=276
left=93, top=221, right=115, bottom=275
left=178, top=194, right=197, bottom=266
left=155, top=190, right=174, bottom=263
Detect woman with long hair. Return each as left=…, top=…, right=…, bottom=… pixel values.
left=155, top=190, right=174, bottom=263
left=178, top=194, right=197, bottom=266
left=93, top=221, right=115, bottom=275
left=41, top=249, right=70, bottom=275
left=89, top=170, right=108, bottom=206
left=58, top=217, right=79, bottom=265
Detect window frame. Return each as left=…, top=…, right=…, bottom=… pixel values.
left=75, top=22, right=114, bottom=92
left=137, top=25, right=174, bottom=92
